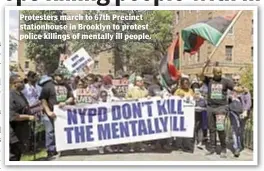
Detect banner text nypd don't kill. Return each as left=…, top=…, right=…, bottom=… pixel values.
left=54, top=97, right=195, bottom=151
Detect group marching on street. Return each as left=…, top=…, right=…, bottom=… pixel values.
left=9, top=59, right=252, bottom=161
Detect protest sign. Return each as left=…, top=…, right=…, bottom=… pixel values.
left=74, top=88, right=96, bottom=104
left=63, top=48, right=94, bottom=74
left=112, top=79, right=129, bottom=97
left=54, top=96, right=195, bottom=151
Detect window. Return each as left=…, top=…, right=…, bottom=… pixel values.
left=94, top=60, right=99, bottom=70
left=228, top=26, right=234, bottom=35
left=225, top=46, right=233, bottom=61
left=208, top=12, right=213, bottom=20
left=196, top=51, right=200, bottom=62
left=252, top=19, right=253, bottom=35
left=24, top=61, right=29, bottom=69
left=176, top=11, right=180, bottom=24
left=251, top=47, right=253, bottom=60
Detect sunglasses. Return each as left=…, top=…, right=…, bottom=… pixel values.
left=233, top=79, right=240, bottom=81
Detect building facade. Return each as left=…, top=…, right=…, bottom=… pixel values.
left=173, top=10, right=253, bottom=78
left=17, top=40, right=36, bottom=77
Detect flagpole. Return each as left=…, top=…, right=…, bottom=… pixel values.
left=179, top=32, right=183, bottom=72
left=207, top=10, right=243, bottom=62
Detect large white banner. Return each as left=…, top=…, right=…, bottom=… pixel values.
left=63, top=47, right=94, bottom=74
left=54, top=96, right=195, bottom=151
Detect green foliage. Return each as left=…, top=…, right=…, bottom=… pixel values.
left=9, top=39, right=17, bottom=58
left=21, top=10, right=67, bottom=73
left=71, top=10, right=173, bottom=74
left=21, top=10, right=174, bottom=74
left=240, top=65, right=253, bottom=95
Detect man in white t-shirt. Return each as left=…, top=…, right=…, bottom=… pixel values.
left=22, top=71, right=42, bottom=106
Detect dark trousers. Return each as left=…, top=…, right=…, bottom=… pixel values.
left=195, top=111, right=208, bottom=144
left=207, top=105, right=227, bottom=150
left=240, top=116, right=249, bottom=150
left=229, top=111, right=242, bottom=151
left=10, top=142, right=22, bottom=161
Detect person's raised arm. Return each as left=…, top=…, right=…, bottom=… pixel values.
left=199, top=59, right=211, bottom=81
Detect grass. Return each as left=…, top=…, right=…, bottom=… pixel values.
left=21, top=149, right=47, bottom=161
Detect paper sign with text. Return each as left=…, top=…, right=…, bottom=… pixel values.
left=63, top=48, right=94, bottom=74
left=112, top=79, right=129, bottom=97
left=54, top=96, right=195, bottom=151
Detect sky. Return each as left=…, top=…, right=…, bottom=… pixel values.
left=9, top=10, right=19, bottom=39
left=9, top=10, right=19, bottom=62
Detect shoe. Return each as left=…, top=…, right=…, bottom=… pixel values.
left=119, top=148, right=124, bottom=153
left=205, top=150, right=215, bottom=156
left=47, top=151, right=58, bottom=160
left=98, top=147, right=104, bottom=154
left=197, top=142, right=203, bottom=150
left=150, top=144, right=156, bottom=150
left=234, top=149, right=240, bottom=158
left=105, top=146, right=113, bottom=153
left=139, top=148, right=146, bottom=152
left=129, top=148, right=134, bottom=153
left=220, top=149, right=227, bottom=158
left=113, top=148, right=119, bottom=153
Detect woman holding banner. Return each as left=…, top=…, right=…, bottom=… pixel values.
left=125, top=76, right=149, bottom=152
left=174, top=77, right=195, bottom=153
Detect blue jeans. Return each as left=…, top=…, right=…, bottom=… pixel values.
left=229, top=111, right=242, bottom=150
left=41, top=114, right=56, bottom=152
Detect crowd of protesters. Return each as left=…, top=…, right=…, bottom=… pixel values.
left=9, top=62, right=252, bottom=161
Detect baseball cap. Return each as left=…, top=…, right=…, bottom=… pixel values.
left=135, top=76, right=143, bottom=81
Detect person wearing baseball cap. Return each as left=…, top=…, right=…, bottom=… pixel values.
left=39, top=67, right=74, bottom=159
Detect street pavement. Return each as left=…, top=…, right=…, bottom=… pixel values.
left=53, top=146, right=253, bottom=161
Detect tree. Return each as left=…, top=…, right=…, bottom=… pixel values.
left=240, top=64, right=253, bottom=96
left=21, top=10, right=67, bottom=74
left=9, top=39, right=17, bottom=59
left=70, top=10, right=173, bottom=75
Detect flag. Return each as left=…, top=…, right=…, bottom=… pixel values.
left=167, top=36, right=181, bottom=80
left=181, top=12, right=237, bottom=54
left=159, top=34, right=181, bottom=87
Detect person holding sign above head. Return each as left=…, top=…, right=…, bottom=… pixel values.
left=9, top=74, right=37, bottom=161
left=39, top=68, right=74, bottom=159
left=200, top=60, right=242, bottom=158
